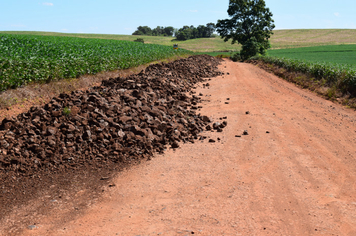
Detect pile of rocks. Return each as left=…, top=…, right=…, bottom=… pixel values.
left=0, top=55, right=224, bottom=174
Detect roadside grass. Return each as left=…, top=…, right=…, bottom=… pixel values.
left=250, top=56, right=356, bottom=109
left=250, top=44, right=356, bottom=108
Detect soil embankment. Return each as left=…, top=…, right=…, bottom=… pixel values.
left=2, top=58, right=356, bottom=235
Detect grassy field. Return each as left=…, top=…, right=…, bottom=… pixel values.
left=267, top=44, right=356, bottom=68
left=2, top=29, right=356, bottom=52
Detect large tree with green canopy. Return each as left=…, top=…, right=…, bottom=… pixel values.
left=216, top=0, right=275, bottom=60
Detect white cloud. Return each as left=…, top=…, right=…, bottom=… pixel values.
left=334, top=12, right=340, bottom=17
left=189, top=10, right=198, bottom=13
left=43, top=2, right=54, bottom=6
left=61, top=28, right=68, bottom=32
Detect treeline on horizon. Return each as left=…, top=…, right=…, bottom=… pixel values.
left=132, top=23, right=216, bottom=41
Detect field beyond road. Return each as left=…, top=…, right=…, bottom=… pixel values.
left=267, top=44, right=356, bottom=68
left=2, top=59, right=356, bottom=235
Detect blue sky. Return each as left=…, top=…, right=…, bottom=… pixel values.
left=0, top=0, right=355, bottom=34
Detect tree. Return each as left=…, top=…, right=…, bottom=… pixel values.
left=175, top=24, right=216, bottom=41
left=216, top=0, right=275, bottom=60
left=132, top=26, right=152, bottom=36
left=163, top=26, right=174, bottom=37
left=197, top=25, right=206, bottom=38
left=190, top=25, right=198, bottom=39
left=176, top=26, right=192, bottom=40
left=206, top=23, right=216, bottom=37
left=152, top=26, right=164, bottom=36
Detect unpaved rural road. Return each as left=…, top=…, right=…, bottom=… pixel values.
left=8, top=59, right=356, bottom=235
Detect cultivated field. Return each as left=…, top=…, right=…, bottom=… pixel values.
left=0, top=33, right=189, bottom=91
left=267, top=44, right=356, bottom=68
left=2, top=29, right=356, bottom=52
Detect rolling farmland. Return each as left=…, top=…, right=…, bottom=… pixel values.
left=2, top=29, right=356, bottom=52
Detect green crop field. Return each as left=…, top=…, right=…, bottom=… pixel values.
left=267, top=44, right=356, bottom=68
left=0, top=33, right=190, bottom=91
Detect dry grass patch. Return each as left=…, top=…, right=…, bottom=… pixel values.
left=271, top=29, right=356, bottom=49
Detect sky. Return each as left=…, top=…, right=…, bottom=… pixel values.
left=0, top=0, right=355, bottom=35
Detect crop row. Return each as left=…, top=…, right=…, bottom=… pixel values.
left=254, top=56, right=356, bottom=96
left=0, top=34, right=189, bottom=91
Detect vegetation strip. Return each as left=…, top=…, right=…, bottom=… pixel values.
left=250, top=57, right=356, bottom=108
left=0, top=33, right=190, bottom=92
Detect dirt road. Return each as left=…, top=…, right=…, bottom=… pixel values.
left=8, top=59, right=356, bottom=235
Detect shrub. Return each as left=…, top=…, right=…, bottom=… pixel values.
left=134, top=38, right=144, bottom=43
left=230, top=52, right=241, bottom=62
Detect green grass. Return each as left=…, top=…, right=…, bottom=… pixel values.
left=267, top=45, right=356, bottom=68
left=0, top=33, right=190, bottom=91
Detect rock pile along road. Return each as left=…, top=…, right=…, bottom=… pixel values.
left=1, top=56, right=356, bottom=235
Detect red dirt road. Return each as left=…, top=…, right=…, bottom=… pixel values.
left=7, top=59, right=356, bottom=235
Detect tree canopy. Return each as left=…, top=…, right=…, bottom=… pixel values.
left=175, top=23, right=216, bottom=41
left=132, top=23, right=216, bottom=40
left=216, top=0, right=275, bottom=60
left=132, top=26, right=174, bottom=37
